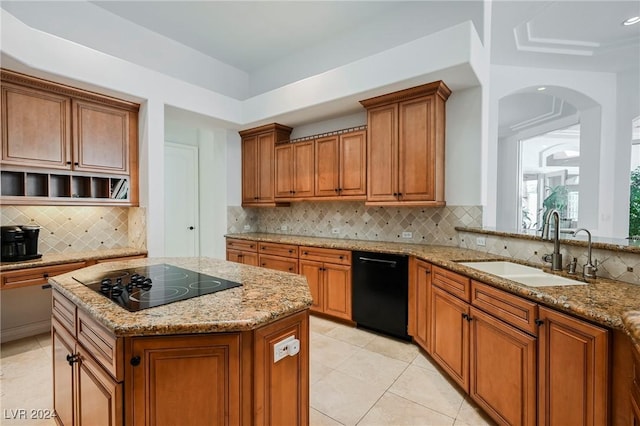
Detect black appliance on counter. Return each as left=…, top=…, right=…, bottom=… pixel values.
left=1, top=225, right=42, bottom=262
left=73, top=263, right=242, bottom=312
left=352, top=251, right=410, bottom=341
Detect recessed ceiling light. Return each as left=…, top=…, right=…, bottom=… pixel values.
left=623, top=16, right=640, bottom=26
left=537, top=87, right=546, bottom=91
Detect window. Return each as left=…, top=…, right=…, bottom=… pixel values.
left=518, top=124, right=580, bottom=231
left=629, top=116, right=640, bottom=237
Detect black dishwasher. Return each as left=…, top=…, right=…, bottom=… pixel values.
left=352, top=251, right=410, bottom=340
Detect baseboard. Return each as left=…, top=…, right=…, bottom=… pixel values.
left=1, top=319, right=51, bottom=343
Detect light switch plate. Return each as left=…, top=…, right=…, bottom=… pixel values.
left=402, top=231, right=412, bottom=239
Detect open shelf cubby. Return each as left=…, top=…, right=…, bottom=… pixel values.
left=0, top=169, right=130, bottom=204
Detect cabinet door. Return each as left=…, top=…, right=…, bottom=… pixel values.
left=414, top=260, right=431, bottom=352
left=259, top=254, right=298, bottom=274
left=257, top=132, right=276, bottom=202
left=367, top=104, right=398, bottom=202
left=398, top=96, right=435, bottom=201
left=469, top=307, right=536, bottom=426
left=254, top=310, right=309, bottom=426
left=73, top=100, right=129, bottom=174
left=128, top=334, right=241, bottom=426
left=275, top=144, right=294, bottom=198
left=53, top=319, right=76, bottom=426
left=339, top=130, right=366, bottom=196
left=323, top=263, right=352, bottom=321
left=293, top=141, right=314, bottom=197
left=299, top=260, right=323, bottom=313
left=77, top=345, right=123, bottom=426
left=2, top=83, right=71, bottom=169
left=430, top=285, right=469, bottom=391
left=226, top=249, right=244, bottom=264
left=242, top=135, right=259, bottom=204
left=538, top=306, right=608, bottom=426
left=315, top=135, right=340, bottom=196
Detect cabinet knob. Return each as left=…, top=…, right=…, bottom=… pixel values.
left=74, top=162, right=79, bottom=166
left=335, top=188, right=339, bottom=193
left=462, top=313, right=472, bottom=322
left=43, top=273, right=49, bottom=279
left=261, top=246, right=267, bottom=250
left=425, top=268, right=431, bottom=274
left=288, top=267, right=293, bottom=271
left=130, top=356, right=141, bottom=366
left=303, top=251, right=308, bottom=255
left=238, top=254, right=243, bottom=258
left=66, top=161, right=72, bottom=165
left=398, top=192, right=403, bottom=197
left=188, top=226, right=194, bottom=230
left=66, top=354, right=79, bottom=366
left=261, top=263, right=266, bottom=267
left=339, top=255, right=344, bottom=259
left=393, top=192, right=398, bottom=196
left=535, top=319, right=544, bottom=326
left=289, top=249, right=293, bottom=254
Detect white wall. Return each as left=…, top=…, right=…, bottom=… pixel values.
left=489, top=64, right=623, bottom=237
left=2, top=9, right=488, bottom=255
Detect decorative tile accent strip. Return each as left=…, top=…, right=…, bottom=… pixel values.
left=128, top=207, right=147, bottom=250
left=228, top=203, right=482, bottom=246
left=1, top=206, right=129, bottom=254
left=458, top=231, right=640, bottom=285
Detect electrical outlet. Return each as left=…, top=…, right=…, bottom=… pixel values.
left=243, top=225, right=251, bottom=231
left=332, top=228, right=340, bottom=234
left=476, top=236, right=486, bottom=247
left=273, top=335, right=300, bottom=363
left=280, top=224, right=288, bottom=231
left=402, top=231, right=412, bottom=239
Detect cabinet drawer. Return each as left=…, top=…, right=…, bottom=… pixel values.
left=1, top=261, right=87, bottom=290
left=52, top=290, right=77, bottom=336
left=77, top=310, right=123, bottom=381
left=226, top=238, right=258, bottom=253
left=299, top=247, right=351, bottom=266
left=258, top=242, right=298, bottom=258
left=471, top=280, right=539, bottom=336
left=259, top=254, right=298, bottom=274
left=432, top=266, right=470, bottom=302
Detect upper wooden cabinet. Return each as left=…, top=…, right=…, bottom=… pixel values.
left=0, top=69, right=139, bottom=205
left=239, top=123, right=292, bottom=207
left=275, top=141, right=314, bottom=199
left=315, top=130, right=366, bottom=199
left=360, top=81, right=450, bottom=206
left=1, top=82, right=71, bottom=169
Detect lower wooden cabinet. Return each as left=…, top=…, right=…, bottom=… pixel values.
left=53, top=317, right=123, bottom=426
left=53, top=289, right=309, bottom=426
left=430, top=285, right=470, bottom=390
left=258, top=242, right=299, bottom=274
left=299, top=247, right=351, bottom=321
left=537, top=306, right=609, bottom=426
left=632, top=341, right=640, bottom=425
left=470, top=306, right=536, bottom=426
left=2, top=262, right=87, bottom=290
left=127, top=334, right=242, bottom=425
left=226, top=238, right=259, bottom=266
left=408, top=258, right=431, bottom=352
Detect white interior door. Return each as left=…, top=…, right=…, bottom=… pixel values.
left=164, top=142, right=199, bottom=256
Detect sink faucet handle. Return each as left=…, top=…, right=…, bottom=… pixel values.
left=567, top=257, right=577, bottom=274
left=583, top=259, right=598, bottom=279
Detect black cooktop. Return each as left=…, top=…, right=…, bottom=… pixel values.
left=73, top=264, right=242, bottom=312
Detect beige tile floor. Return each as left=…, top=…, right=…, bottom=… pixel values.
left=0, top=316, right=495, bottom=426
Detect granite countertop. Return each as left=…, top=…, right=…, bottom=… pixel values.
left=227, top=233, right=640, bottom=345
left=0, top=247, right=148, bottom=272
left=49, top=257, right=313, bottom=337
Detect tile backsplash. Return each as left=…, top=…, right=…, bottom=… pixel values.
left=1, top=206, right=131, bottom=254
left=459, top=231, right=640, bottom=285
left=228, top=202, right=483, bottom=246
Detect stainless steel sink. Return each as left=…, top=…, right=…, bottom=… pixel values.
left=458, top=261, right=586, bottom=287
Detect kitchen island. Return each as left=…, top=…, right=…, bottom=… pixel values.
left=49, top=257, right=313, bottom=426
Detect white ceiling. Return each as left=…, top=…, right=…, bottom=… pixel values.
left=1, top=0, right=638, bottom=133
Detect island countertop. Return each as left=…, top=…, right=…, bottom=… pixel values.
left=49, top=257, right=313, bottom=337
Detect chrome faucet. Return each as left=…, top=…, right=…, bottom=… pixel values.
left=572, top=228, right=598, bottom=279
left=541, top=209, right=563, bottom=271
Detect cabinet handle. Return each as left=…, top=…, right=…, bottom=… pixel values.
left=66, top=354, right=79, bottom=366
left=66, top=161, right=72, bottom=165
left=338, top=188, right=342, bottom=192
left=261, top=263, right=266, bottom=267
left=339, top=255, right=344, bottom=259
left=74, top=162, right=79, bottom=166
left=393, top=192, right=398, bottom=196
left=43, top=273, right=49, bottom=279
left=425, top=268, right=431, bottom=274
left=130, top=356, right=141, bottom=366
left=249, top=245, right=254, bottom=248
left=535, top=319, right=544, bottom=326
left=398, top=192, right=403, bottom=198
left=288, top=267, right=293, bottom=271
left=462, top=313, right=472, bottom=322
left=289, top=249, right=293, bottom=254
left=261, top=246, right=267, bottom=250
left=335, top=188, right=339, bottom=193
left=238, top=254, right=243, bottom=258
left=303, top=251, right=308, bottom=255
